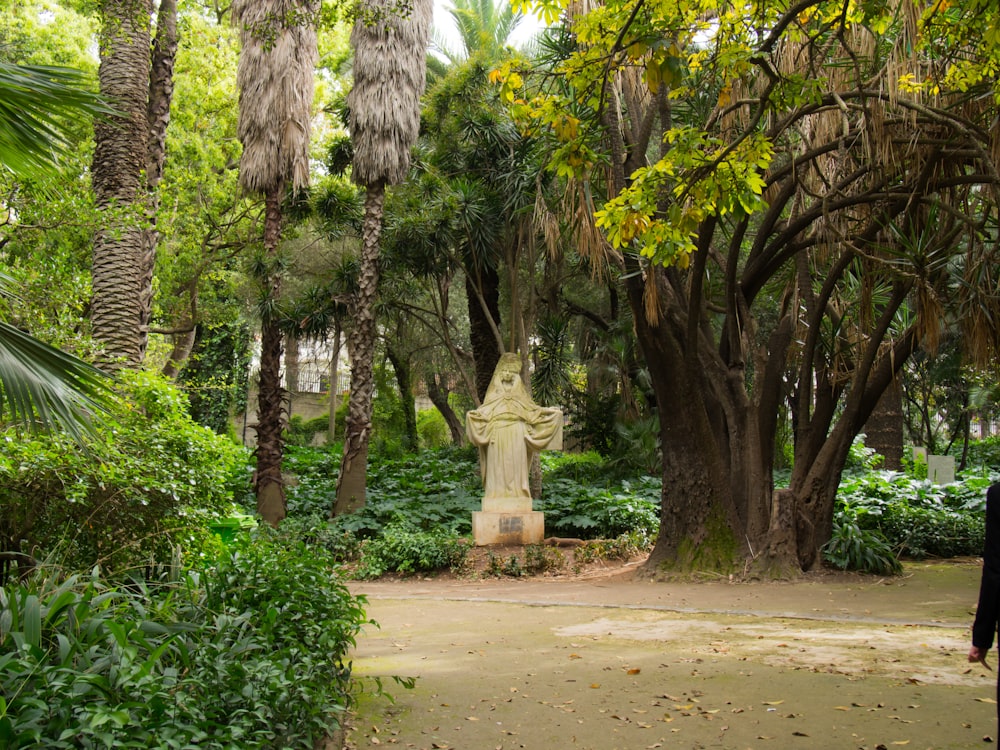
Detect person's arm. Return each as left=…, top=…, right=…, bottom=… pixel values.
left=971, top=486, right=1000, bottom=663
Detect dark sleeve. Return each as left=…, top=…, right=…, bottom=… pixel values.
left=973, top=485, right=1000, bottom=649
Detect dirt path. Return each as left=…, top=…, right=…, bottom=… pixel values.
left=346, top=561, right=995, bottom=750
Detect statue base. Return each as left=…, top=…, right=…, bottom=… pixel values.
left=472, top=510, right=544, bottom=546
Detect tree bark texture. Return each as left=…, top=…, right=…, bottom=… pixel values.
left=139, top=0, right=178, bottom=360
left=254, top=190, right=287, bottom=527
left=335, top=185, right=384, bottom=515
left=864, top=376, right=904, bottom=470
left=91, top=0, right=152, bottom=371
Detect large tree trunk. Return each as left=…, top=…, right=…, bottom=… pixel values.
left=335, top=184, right=384, bottom=515
left=254, top=190, right=287, bottom=527
left=466, top=265, right=502, bottom=402
left=865, top=376, right=904, bottom=470
left=628, top=266, right=749, bottom=575
left=91, top=0, right=152, bottom=371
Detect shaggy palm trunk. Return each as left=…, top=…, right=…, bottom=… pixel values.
left=255, top=190, right=287, bottom=526
left=91, top=0, right=152, bottom=371
left=864, top=377, right=904, bottom=470
left=335, top=185, right=384, bottom=514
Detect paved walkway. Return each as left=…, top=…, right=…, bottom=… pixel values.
left=346, top=562, right=995, bottom=750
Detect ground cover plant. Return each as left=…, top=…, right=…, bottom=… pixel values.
left=279, top=445, right=661, bottom=577
left=281, top=440, right=996, bottom=579
left=0, top=530, right=369, bottom=749
left=823, top=438, right=996, bottom=574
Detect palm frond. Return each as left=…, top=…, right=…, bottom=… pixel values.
left=0, top=322, right=113, bottom=440
left=0, top=62, right=115, bottom=178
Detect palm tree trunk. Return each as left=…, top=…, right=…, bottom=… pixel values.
left=140, top=0, right=178, bottom=361
left=91, top=0, right=152, bottom=371
left=254, top=189, right=287, bottom=526
left=335, top=184, right=384, bottom=515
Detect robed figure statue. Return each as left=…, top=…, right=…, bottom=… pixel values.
left=466, top=353, right=563, bottom=504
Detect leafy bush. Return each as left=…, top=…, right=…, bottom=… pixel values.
left=353, top=524, right=470, bottom=579
left=539, top=476, right=660, bottom=539
left=961, top=436, right=1000, bottom=473
left=285, top=415, right=330, bottom=447
left=417, top=409, right=450, bottom=449
left=822, top=509, right=902, bottom=575
left=0, top=370, right=250, bottom=576
left=834, top=471, right=991, bottom=560
left=0, top=531, right=369, bottom=749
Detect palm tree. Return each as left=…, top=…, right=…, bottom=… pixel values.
left=432, top=0, right=524, bottom=66
left=233, top=0, right=318, bottom=526
left=335, top=0, right=433, bottom=514
left=0, top=65, right=114, bottom=436
left=90, top=0, right=153, bottom=371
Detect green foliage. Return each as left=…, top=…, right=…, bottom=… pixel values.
left=0, top=531, right=369, bottom=748
left=834, top=471, right=991, bottom=560
left=285, top=414, right=330, bottom=447
left=962, top=435, right=1000, bottom=472
left=416, top=408, right=450, bottom=449
left=538, top=473, right=660, bottom=540
left=822, top=508, right=902, bottom=575
left=843, top=435, right=883, bottom=475
left=178, top=323, right=252, bottom=435
left=0, top=370, right=250, bottom=575
left=354, top=524, right=470, bottom=579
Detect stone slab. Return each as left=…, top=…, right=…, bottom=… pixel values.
left=472, top=511, right=545, bottom=546
left=927, top=454, right=955, bottom=485
left=481, top=496, right=535, bottom=513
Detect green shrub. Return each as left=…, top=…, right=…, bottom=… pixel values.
left=417, top=409, right=450, bottom=449
left=354, top=524, right=470, bottom=579
left=0, top=370, right=250, bottom=576
left=822, top=509, right=902, bottom=575
left=835, top=471, right=989, bottom=559
left=0, top=532, right=369, bottom=748
left=539, top=476, right=660, bottom=540
left=285, top=415, right=331, bottom=447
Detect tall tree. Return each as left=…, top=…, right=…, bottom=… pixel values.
left=90, top=0, right=153, bottom=371
left=90, top=0, right=179, bottom=372
left=335, top=0, right=432, bottom=513
left=501, top=0, right=1000, bottom=574
left=233, top=0, right=318, bottom=526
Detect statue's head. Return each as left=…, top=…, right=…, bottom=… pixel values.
left=487, top=353, right=527, bottom=400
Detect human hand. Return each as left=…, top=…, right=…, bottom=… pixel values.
left=969, top=645, right=992, bottom=670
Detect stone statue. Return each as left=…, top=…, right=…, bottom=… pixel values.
left=466, top=353, right=563, bottom=505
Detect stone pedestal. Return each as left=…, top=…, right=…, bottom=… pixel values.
left=472, top=510, right=545, bottom=546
